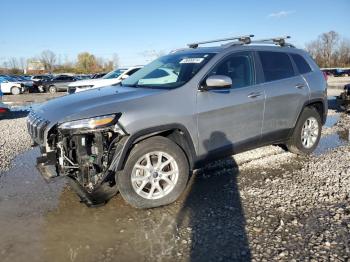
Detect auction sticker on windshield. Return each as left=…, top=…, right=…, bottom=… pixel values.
left=180, top=58, right=205, bottom=64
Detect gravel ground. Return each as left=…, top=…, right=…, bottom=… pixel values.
left=0, top=112, right=31, bottom=171
left=0, top=90, right=349, bottom=261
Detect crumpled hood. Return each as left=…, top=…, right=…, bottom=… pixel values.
left=34, top=86, right=165, bottom=125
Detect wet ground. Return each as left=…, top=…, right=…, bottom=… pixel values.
left=0, top=89, right=349, bottom=261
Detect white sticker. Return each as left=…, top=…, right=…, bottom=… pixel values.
left=180, top=58, right=205, bottom=64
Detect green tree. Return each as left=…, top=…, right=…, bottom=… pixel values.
left=76, top=52, right=100, bottom=73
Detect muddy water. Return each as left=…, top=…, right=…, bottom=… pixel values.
left=314, top=130, right=349, bottom=155
left=0, top=149, right=180, bottom=262
left=1, top=112, right=349, bottom=262
left=0, top=150, right=251, bottom=262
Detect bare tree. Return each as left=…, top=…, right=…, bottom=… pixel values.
left=7, top=57, right=19, bottom=69
left=112, top=53, right=119, bottom=68
left=320, top=31, right=339, bottom=67
left=305, top=31, right=348, bottom=68
left=337, top=39, right=350, bottom=67
left=19, top=57, right=27, bottom=71
left=39, top=50, right=57, bottom=72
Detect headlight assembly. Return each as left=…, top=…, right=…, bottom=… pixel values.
left=58, top=114, right=120, bottom=130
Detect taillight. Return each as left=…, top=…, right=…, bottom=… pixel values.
left=0, top=108, right=7, bottom=113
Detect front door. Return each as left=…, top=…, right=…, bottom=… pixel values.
left=196, top=51, right=265, bottom=158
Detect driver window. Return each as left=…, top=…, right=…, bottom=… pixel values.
left=209, top=52, right=254, bottom=89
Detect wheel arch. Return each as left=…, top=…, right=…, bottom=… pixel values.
left=288, top=98, right=326, bottom=140
left=303, top=99, right=326, bottom=125
left=115, top=124, right=197, bottom=171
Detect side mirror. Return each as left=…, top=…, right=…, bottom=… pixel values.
left=202, top=75, right=232, bottom=91
left=120, top=74, right=129, bottom=80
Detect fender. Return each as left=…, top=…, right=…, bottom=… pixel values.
left=288, top=98, right=327, bottom=139
left=303, top=98, right=327, bottom=124
left=112, top=124, right=197, bottom=171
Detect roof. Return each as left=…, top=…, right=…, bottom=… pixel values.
left=171, top=35, right=299, bottom=55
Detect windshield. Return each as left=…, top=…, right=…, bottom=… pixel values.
left=103, top=69, right=127, bottom=79
left=122, top=52, right=215, bottom=89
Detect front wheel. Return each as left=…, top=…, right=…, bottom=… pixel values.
left=286, top=107, right=322, bottom=155
left=11, top=86, right=21, bottom=95
left=118, top=136, right=189, bottom=209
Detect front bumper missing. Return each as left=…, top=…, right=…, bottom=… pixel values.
left=35, top=149, right=120, bottom=207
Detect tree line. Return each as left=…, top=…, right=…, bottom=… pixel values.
left=1, top=51, right=119, bottom=75
left=1, top=31, right=349, bottom=75
left=306, top=31, right=350, bottom=68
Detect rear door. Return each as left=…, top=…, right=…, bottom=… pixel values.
left=257, top=51, right=309, bottom=142
left=196, top=51, right=265, bottom=157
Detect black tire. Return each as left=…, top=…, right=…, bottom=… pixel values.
left=11, top=86, right=20, bottom=95
left=286, top=107, right=322, bottom=155
left=67, top=177, right=118, bottom=207
left=48, top=85, right=57, bottom=94
left=118, top=136, right=189, bottom=209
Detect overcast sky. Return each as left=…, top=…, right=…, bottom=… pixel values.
left=1, top=0, right=349, bottom=66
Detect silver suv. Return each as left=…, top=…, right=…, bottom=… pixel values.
left=27, top=35, right=327, bottom=208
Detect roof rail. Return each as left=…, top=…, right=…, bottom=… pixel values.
left=187, top=34, right=254, bottom=48
left=251, top=36, right=295, bottom=47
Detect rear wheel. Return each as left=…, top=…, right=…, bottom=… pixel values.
left=118, top=136, right=189, bottom=209
left=286, top=107, right=322, bottom=155
left=48, top=85, right=57, bottom=94
left=11, top=86, right=20, bottom=95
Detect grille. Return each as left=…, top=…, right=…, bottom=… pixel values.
left=27, top=111, right=49, bottom=143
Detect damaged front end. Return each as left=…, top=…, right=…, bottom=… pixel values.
left=337, top=84, right=350, bottom=112
left=30, top=113, right=128, bottom=206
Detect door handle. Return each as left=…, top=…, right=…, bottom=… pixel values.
left=247, top=92, right=262, bottom=98
left=295, top=83, right=305, bottom=89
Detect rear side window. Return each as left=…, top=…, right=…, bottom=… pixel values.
left=291, top=54, right=312, bottom=74
left=258, top=51, right=295, bottom=82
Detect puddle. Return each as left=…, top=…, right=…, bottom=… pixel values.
left=324, top=114, right=340, bottom=128
left=0, top=149, right=251, bottom=262
left=314, top=130, right=349, bottom=155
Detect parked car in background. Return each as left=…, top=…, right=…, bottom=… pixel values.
left=31, top=75, right=53, bottom=82
left=91, top=72, right=106, bottom=79
left=137, top=68, right=179, bottom=85
left=10, top=75, right=35, bottom=92
left=0, top=89, right=9, bottom=118
left=75, top=74, right=92, bottom=80
left=322, top=69, right=349, bottom=77
left=0, top=75, right=26, bottom=95
left=337, top=83, right=350, bottom=111
left=67, top=66, right=142, bottom=94
left=39, top=75, right=77, bottom=93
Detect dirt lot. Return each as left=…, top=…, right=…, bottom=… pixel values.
left=0, top=89, right=349, bottom=262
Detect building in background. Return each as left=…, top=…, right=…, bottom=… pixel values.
left=26, top=60, right=45, bottom=74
